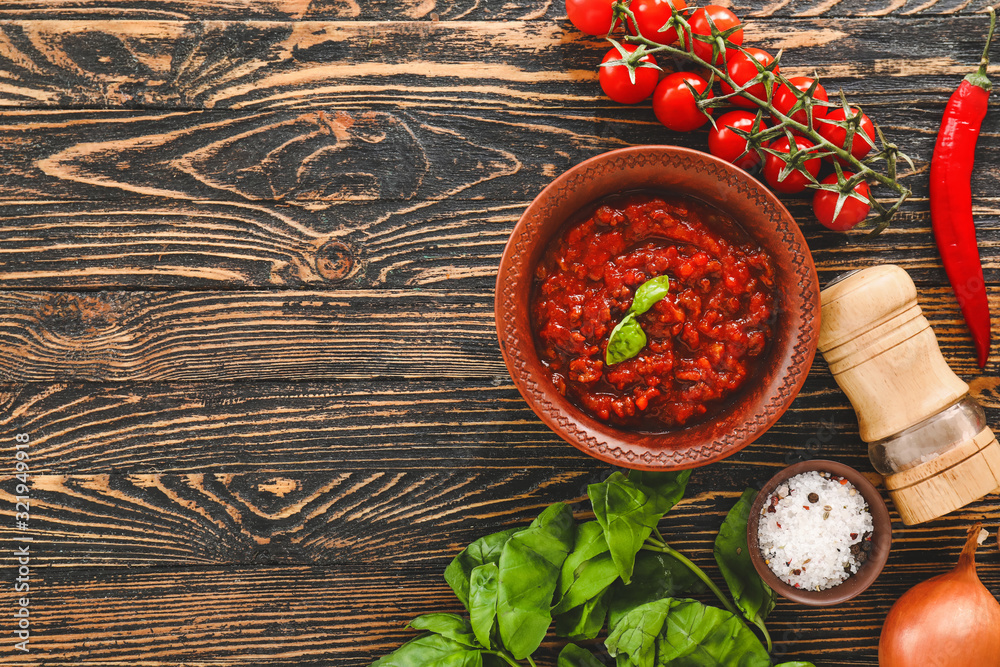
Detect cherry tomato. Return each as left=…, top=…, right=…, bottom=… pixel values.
left=818, top=106, right=876, bottom=161
left=763, top=135, right=821, bottom=194
left=813, top=172, right=871, bottom=231
left=772, top=76, right=829, bottom=127
left=566, top=0, right=615, bottom=35
left=628, top=0, right=686, bottom=45
left=599, top=45, right=659, bottom=104
left=684, top=5, right=743, bottom=65
left=653, top=71, right=713, bottom=132
left=720, top=48, right=778, bottom=109
left=708, top=110, right=767, bottom=170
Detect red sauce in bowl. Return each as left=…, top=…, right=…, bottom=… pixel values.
left=531, top=192, right=776, bottom=430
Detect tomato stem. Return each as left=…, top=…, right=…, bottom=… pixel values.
left=609, top=1, right=912, bottom=234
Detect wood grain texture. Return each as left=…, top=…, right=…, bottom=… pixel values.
left=0, top=0, right=555, bottom=21
left=0, top=17, right=991, bottom=110
left=0, top=289, right=502, bottom=381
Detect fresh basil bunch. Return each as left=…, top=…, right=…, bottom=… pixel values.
left=371, top=471, right=816, bottom=667
left=606, top=275, right=670, bottom=365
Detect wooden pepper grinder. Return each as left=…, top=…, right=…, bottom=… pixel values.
left=819, top=265, right=1000, bottom=525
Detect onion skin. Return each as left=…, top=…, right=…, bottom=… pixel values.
left=879, top=524, right=1000, bottom=666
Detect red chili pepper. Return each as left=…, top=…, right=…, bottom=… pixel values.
left=930, top=7, right=996, bottom=369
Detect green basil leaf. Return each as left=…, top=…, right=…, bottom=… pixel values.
left=606, top=598, right=771, bottom=667
left=714, top=489, right=776, bottom=628
left=372, top=632, right=484, bottom=667
left=468, top=564, right=499, bottom=649
left=408, top=614, right=478, bottom=648
left=497, top=503, right=576, bottom=659
left=445, top=528, right=520, bottom=609
left=605, top=313, right=646, bottom=365
left=607, top=551, right=705, bottom=631
left=628, top=470, right=691, bottom=516
left=557, top=643, right=606, bottom=667
left=629, top=275, right=670, bottom=315
left=605, top=597, right=671, bottom=667
left=553, top=521, right=618, bottom=615
left=589, top=472, right=661, bottom=585
left=554, top=588, right=611, bottom=640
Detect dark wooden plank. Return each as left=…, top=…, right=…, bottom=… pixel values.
left=0, top=469, right=601, bottom=567
left=0, top=0, right=554, bottom=21
left=0, top=287, right=995, bottom=383
left=0, top=17, right=990, bottom=110
left=0, top=109, right=527, bottom=202
left=0, top=289, right=503, bottom=382
left=0, top=0, right=980, bottom=21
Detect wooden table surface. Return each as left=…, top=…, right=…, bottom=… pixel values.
left=1, top=1, right=999, bottom=665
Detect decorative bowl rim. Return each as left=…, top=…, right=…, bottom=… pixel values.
left=494, top=145, right=820, bottom=470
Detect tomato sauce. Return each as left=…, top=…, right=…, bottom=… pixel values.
left=531, top=192, right=776, bottom=430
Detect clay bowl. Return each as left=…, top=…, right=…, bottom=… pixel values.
left=494, top=145, right=819, bottom=470
left=747, top=459, right=892, bottom=606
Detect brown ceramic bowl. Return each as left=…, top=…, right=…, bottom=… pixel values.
left=747, top=459, right=892, bottom=606
left=494, top=146, right=819, bottom=469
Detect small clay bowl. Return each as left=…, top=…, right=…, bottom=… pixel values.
left=494, top=146, right=820, bottom=470
left=747, top=459, right=892, bottom=606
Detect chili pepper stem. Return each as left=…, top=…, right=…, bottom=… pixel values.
left=966, top=6, right=997, bottom=91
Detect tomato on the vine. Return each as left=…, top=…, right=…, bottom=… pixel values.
left=566, top=0, right=615, bottom=35
left=772, top=76, right=829, bottom=128
left=813, top=173, right=871, bottom=230
left=653, top=71, right=713, bottom=132
left=684, top=5, right=743, bottom=64
left=763, top=135, right=821, bottom=194
left=599, top=45, right=659, bottom=104
left=720, top=48, right=778, bottom=109
left=818, top=106, right=876, bottom=161
left=628, top=0, right=686, bottom=45
left=708, top=110, right=767, bottom=170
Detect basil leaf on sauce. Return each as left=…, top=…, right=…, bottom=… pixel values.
left=630, top=275, right=671, bottom=316
left=605, top=314, right=646, bottom=365
left=605, top=275, right=669, bottom=365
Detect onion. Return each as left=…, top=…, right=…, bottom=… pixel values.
left=879, top=523, right=1000, bottom=666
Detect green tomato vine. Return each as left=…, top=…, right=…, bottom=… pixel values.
left=603, top=1, right=914, bottom=235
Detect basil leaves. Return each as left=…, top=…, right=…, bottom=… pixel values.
left=605, top=275, right=670, bottom=365
left=714, top=488, right=777, bottom=650
left=372, top=476, right=817, bottom=667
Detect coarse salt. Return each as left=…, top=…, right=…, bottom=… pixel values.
left=757, top=471, right=874, bottom=591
